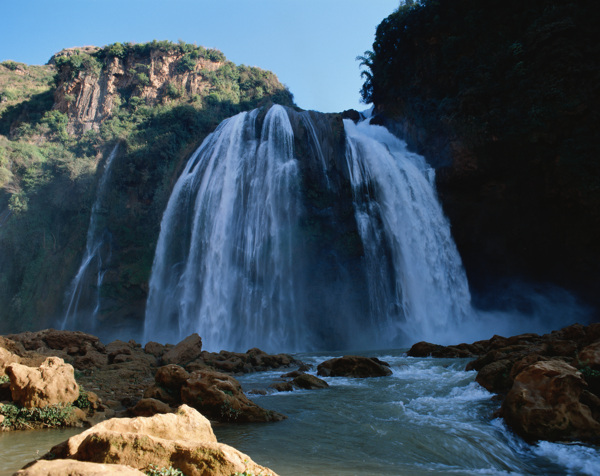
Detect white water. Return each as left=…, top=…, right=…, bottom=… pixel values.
left=215, top=351, right=600, bottom=476
left=144, top=106, right=307, bottom=350
left=344, top=119, right=472, bottom=345
left=143, top=105, right=581, bottom=351
left=60, top=144, right=118, bottom=334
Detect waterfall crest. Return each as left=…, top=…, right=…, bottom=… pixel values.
left=144, top=106, right=474, bottom=351
left=61, top=144, right=119, bottom=333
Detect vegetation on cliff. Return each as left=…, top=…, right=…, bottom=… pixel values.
left=360, top=0, right=600, bottom=309
left=0, top=41, right=294, bottom=335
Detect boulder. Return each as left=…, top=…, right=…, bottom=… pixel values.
left=406, top=341, right=475, bottom=358
left=144, top=341, right=166, bottom=357
left=501, top=360, right=600, bottom=442
left=129, top=398, right=172, bottom=417
left=162, top=333, right=203, bottom=365
left=155, top=364, right=191, bottom=391
left=41, top=404, right=278, bottom=476
left=180, top=369, right=286, bottom=422
left=317, top=356, right=392, bottom=378
left=15, top=459, right=145, bottom=475
left=6, top=357, right=79, bottom=408
left=475, top=359, right=514, bottom=394
left=0, top=346, right=20, bottom=375
left=291, top=373, right=329, bottom=390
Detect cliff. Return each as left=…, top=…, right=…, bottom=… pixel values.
left=362, top=0, right=600, bottom=313
left=0, top=41, right=294, bottom=336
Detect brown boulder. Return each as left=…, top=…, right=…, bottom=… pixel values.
left=129, top=398, right=173, bottom=417
left=317, top=356, right=392, bottom=378
left=292, top=373, right=329, bottom=390
left=42, top=404, right=278, bottom=476
left=155, top=364, right=190, bottom=393
left=181, top=369, right=286, bottom=422
left=162, top=333, right=203, bottom=365
left=0, top=346, right=21, bottom=375
left=407, top=341, right=475, bottom=358
left=6, top=357, right=79, bottom=408
left=475, top=359, right=514, bottom=394
left=501, top=360, right=600, bottom=442
left=144, top=341, right=166, bottom=357
left=16, top=460, right=145, bottom=475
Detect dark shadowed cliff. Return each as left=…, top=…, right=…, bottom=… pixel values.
left=361, top=0, right=600, bottom=313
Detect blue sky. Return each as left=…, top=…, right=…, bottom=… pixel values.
left=1, top=0, right=399, bottom=113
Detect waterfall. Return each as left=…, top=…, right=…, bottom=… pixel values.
left=61, top=144, right=118, bottom=333
left=344, top=119, right=472, bottom=344
left=144, top=106, right=306, bottom=351
left=144, top=105, right=474, bottom=351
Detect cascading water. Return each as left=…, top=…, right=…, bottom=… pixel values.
left=60, top=144, right=118, bottom=334
left=344, top=119, right=472, bottom=344
left=144, top=106, right=307, bottom=351
left=144, top=104, right=477, bottom=351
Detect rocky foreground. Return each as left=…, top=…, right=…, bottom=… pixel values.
left=408, top=322, right=600, bottom=443
left=1, top=329, right=392, bottom=473
left=2, top=324, right=599, bottom=473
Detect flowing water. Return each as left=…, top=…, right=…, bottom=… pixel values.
left=144, top=105, right=495, bottom=352
left=215, top=350, right=600, bottom=476
left=60, top=144, right=119, bottom=334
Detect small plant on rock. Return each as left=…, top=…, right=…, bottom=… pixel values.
left=145, top=464, right=185, bottom=476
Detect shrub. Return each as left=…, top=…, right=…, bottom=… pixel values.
left=0, top=403, right=74, bottom=430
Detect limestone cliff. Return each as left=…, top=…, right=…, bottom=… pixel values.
left=51, top=44, right=224, bottom=134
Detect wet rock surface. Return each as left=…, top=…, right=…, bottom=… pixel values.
left=317, top=355, right=393, bottom=378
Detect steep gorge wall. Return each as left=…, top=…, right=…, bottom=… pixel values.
left=365, top=0, right=600, bottom=313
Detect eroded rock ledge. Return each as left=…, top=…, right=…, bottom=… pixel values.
left=408, top=323, right=600, bottom=443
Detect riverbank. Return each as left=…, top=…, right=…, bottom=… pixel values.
left=1, top=324, right=599, bottom=474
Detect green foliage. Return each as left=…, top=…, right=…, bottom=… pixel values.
left=145, top=465, right=184, bottom=476
left=0, top=375, right=9, bottom=384
left=41, top=110, right=69, bottom=142
left=105, top=42, right=127, bottom=59
left=177, top=53, right=198, bottom=73
left=580, top=366, right=600, bottom=379
left=74, top=387, right=91, bottom=409
left=55, top=52, right=102, bottom=80
left=0, top=403, right=74, bottom=430
left=1, top=60, right=21, bottom=71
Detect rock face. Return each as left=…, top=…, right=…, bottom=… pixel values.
left=15, top=460, right=145, bottom=475
left=501, top=360, right=600, bottom=442
left=52, top=47, right=223, bottom=134
left=37, top=404, right=278, bottom=476
left=6, top=356, right=79, bottom=408
left=317, top=356, right=392, bottom=378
